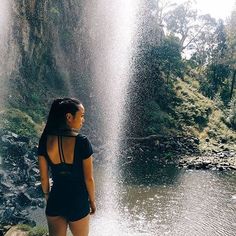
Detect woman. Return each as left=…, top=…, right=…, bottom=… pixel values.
left=38, top=98, right=96, bottom=236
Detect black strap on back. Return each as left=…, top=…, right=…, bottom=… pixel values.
left=58, top=136, right=66, bottom=163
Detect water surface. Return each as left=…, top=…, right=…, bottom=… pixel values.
left=32, top=155, right=236, bottom=236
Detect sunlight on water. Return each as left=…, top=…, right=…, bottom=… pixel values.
left=88, top=166, right=236, bottom=236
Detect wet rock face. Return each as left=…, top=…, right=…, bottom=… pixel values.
left=0, top=130, right=44, bottom=227
left=123, top=135, right=236, bottom=171
left=125, top=135, right=201, bottom=157
left=179, top=151, right=236, bottom=171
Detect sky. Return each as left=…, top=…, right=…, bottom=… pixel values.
left=176, top=0, right=235, bottom=20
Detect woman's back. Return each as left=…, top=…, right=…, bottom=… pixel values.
left=39, top=133, right=93, bottom=183
left=38, top=98, right=95, bottom=235
left=47, top=135, right=76, bottom=165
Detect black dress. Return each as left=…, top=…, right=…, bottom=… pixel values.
left=38, top=133, right=93, bottom=221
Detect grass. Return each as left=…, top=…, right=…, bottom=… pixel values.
left=174, top=78, right=236, bottom=152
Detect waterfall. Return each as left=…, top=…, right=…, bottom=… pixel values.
left=85, top=0, right=138, bottom=147
left=0, top=0, right=141, bottom=232
left=0, top=0, right=15, bottom=109
left=40, top=1, right=140, bottom=232
left=82, top=0, right=139, bottom=233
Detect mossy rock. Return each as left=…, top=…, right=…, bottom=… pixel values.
left=0, top=108, right=40, bottom=138
left=5, top=226, right=29, bottom=236
left=15, top=225, right=48, bottom=236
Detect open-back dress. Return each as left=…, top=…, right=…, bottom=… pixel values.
left=38, top=132, right=93, bottom=221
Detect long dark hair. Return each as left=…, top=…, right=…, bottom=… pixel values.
left=42, top=98, right=81, bottom=135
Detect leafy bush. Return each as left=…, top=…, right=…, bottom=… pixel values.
left=143, top=100, right=176, bottom=135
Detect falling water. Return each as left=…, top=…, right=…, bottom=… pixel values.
left=83, top=0, right=140, bottom=234
left=84, top=0, right=139, bottom=143
left=0, top=0, right=15, bottom=166
left=0, top=0, right=13, bottom=109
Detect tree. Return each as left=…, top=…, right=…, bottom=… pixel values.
left=213, top=20, right=228, bottom=60
left=226, top=3, right=236, bottom=99
left=155, top=0, right=177, bottom=42
left=195, top=19, right=231, bottom=102
left=188, top=14, right=217, bottom=67
left=209, top=20, right=231, bottom=102
left=205, top=63, right=231, bottom=99
left=226, top=97, right=236, bottom=130
left=156, top=36, right=184, bottom=81
left=164, top=0, right=198, bottom=51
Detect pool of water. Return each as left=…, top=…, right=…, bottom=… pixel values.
left=31, top=155, right=236, bottom=236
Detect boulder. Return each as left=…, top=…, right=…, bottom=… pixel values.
left=4, top=226, right=29, bottom=236
left=16, top=192, right=33, bottom=207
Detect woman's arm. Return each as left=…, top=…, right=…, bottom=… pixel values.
left=83, top=156, right=96, bottom=214
left=38, top=155, right=50, bottom=200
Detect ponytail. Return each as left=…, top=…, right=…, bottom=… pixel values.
left=42, top=98, right=81, bottom=135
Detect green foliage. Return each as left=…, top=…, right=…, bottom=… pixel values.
left=17, top=224, right=31, bottom=231
left=6, top=0, right=235, bottom=145
left=28, top=226, right=48, bottom=236
left=214, top=20, right=228, bottom=59
left=8, top=0, right=70, bottom=128
left=20, top=91, right=48, bottom=123
left=49, top=6, right=61, bottom=24
left=178, top=101, right=210, bottom=129
left=183, top=74, right=200, bottom=90
left=134, top=38, right=182, bottom=102
left=128, top=40, right=180, bottom=136
left=220, top=80, right=232, bottom=105
left=156, top=36, right=184, bottom=79
left=0, top=109, right=40, bottom=138
left=61, top=30, right=73, bottom=45
left=205, top=63, right=231, bottom=97
left=17, top=225, right=48, bottom=236
left=213, top=93, right=225, bottom=110
left=143, top=100, right=176, bottom=134
left=198, top=19, right=232, bottom=104
left=173, top=78, right=236, bottom=152
left=163, top=151, right=174, bottom=159
left=175, top=79, right=213, bottom=132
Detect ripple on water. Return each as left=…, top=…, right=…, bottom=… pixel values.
left=30, top=167, right=236, bottom=236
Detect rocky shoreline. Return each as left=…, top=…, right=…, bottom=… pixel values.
left=0, top=130, right=45, bottom=236
left=124, top=134, right=201, bottom=157
left=179, top=151, right=236, bottom=171
left=125, top=134, right=236, bottom=171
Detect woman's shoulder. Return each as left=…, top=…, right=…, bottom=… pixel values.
left=76, top=134, right=93, bottom=147
left=76, top=133, right=89, bottom=141
left=76, top=134, right=93, bottom=158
